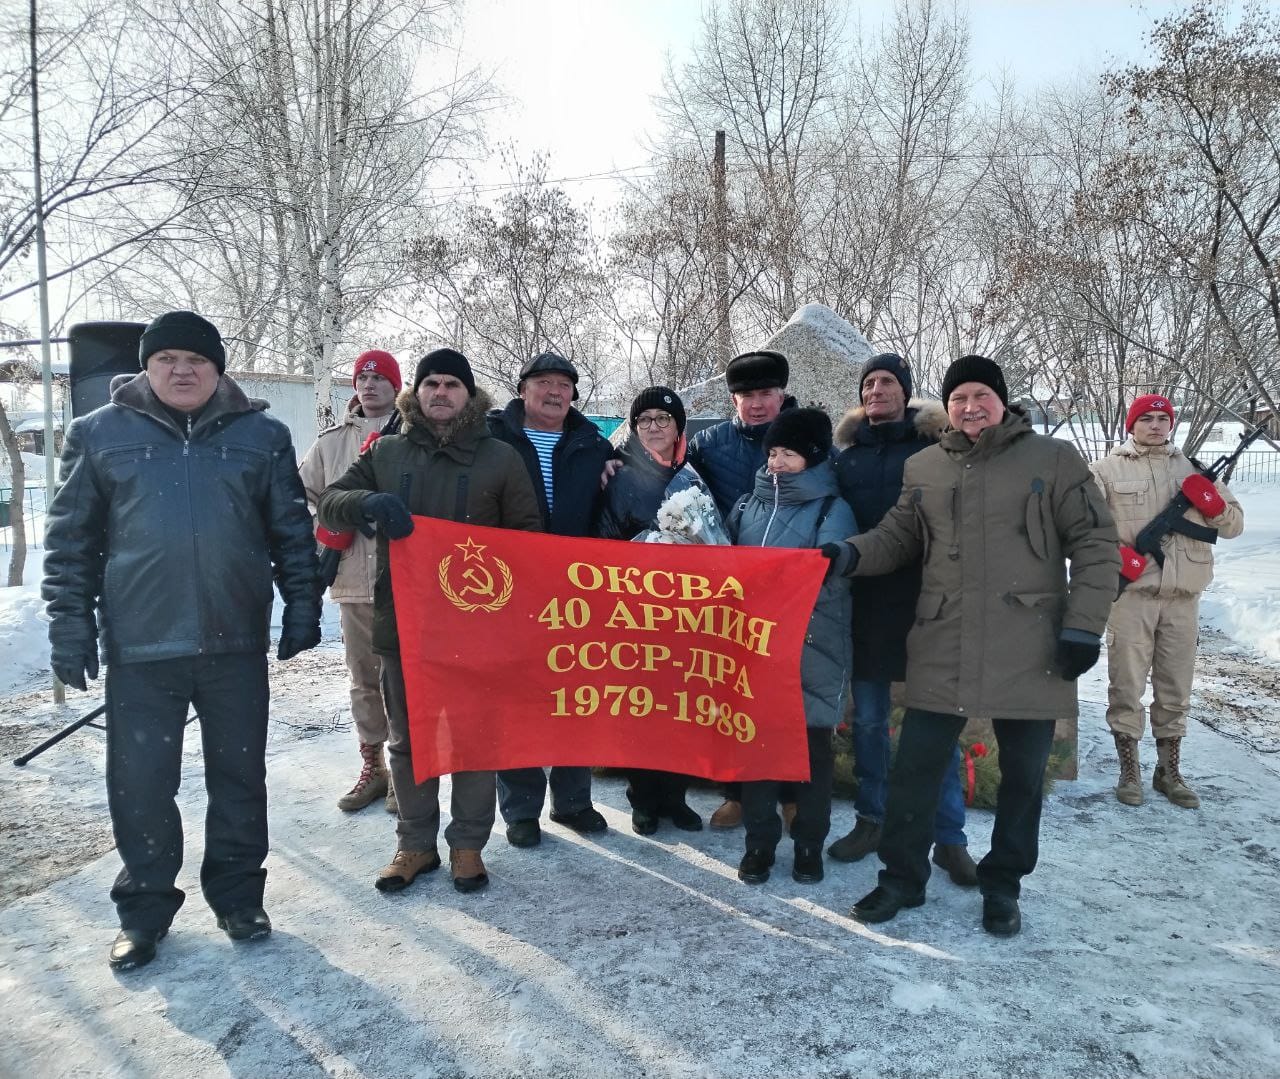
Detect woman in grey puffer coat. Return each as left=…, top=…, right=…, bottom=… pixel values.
left=726, top=408, right=857, bottom=887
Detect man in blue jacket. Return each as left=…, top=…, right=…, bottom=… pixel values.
left=686, top=349, right=796, bottom=828
left=42, top=311, right=321, bottom=971
left=487, top=352, right=616, bottom=847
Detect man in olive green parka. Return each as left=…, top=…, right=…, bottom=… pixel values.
left=319, top=349, right=541, bottom=896
left=823, top=355, right=1119, bottom=936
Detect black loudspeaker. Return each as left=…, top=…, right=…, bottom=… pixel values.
left=67, top=321, right=146, bottom=418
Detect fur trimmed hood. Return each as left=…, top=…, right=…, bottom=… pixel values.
left=396, top=384, right=494, bottom=446
left=834, top=398, right=946, bottom=449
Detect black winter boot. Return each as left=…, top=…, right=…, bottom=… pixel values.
left=792, top=846, right=824, bottom=883
left=737, top=848, right=775, bottom=884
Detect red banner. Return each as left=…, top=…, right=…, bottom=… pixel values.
left=388, top=517, right=826, bottom=784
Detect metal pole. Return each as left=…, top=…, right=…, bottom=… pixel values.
left=30, top=0, right=64, bottom=704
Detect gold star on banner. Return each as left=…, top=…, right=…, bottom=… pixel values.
left=456, top=538, right=487, bottom=562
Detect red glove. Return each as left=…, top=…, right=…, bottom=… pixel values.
left=1182, top=473, right=1226, bottom=518
left=359, top=430, right=382, bottom=454
left=316, top=525, right=355, bottom=551
left=1119, top=545, right=1147, bottom=582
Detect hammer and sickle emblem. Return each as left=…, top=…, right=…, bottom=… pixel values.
left=460, top=566, right=495, bottom=598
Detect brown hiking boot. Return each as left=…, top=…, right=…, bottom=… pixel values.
left=338, top=742, right=389, bottom=812
left=385, top=782, right=398, bottom=815
left=1112, top=731, right=1143, bottom=806
left=709, top=799, right=742, bottom=829
left=450, top=848, right=489, bottom=894
left=1154, top=736, right=1200, bottom=808
left=374, top=849, right=440, bottom=892
left=828, top=818, right=882, bottom=863
left=932, top=844, right=979, bottom=887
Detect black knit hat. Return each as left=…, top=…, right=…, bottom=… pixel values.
left=764, top=407, right=832, bottom=467
left=941, top=354, right=1008, bottom=407
left=519, top=352, right=579, bottom=401
left=726, top=350, right=789, bottom=393
left=629, top=386, right=686, bottom=436
left=859, top=352, right=913, bottom=400
left=139, top=311, right=226, bottom=374
left=414, top=347, right=475, bottom=396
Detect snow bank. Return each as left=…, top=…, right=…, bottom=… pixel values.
left=1200, top=483, right=1280, bottom=660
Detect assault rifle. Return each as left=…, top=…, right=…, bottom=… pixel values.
left=1119, top=421, right=1269, bottom=592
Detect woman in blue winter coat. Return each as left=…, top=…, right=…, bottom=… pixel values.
left=726, top=408, right=857, bottom=885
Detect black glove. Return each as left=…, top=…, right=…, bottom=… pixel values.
left=51, top=645, right=99, bottom=691
left=318, top=546, right=342, bottom=591
left=278, top=624, right=322, bottom=661
left=362, top=492, right=414, bottom=539
left=1056, top=629, right=1101, bottom=681
left=819, top=541, right=859, bottom=580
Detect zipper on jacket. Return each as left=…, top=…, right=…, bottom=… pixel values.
left=184, top=418, right=203, bottom=651
left=761, top=472, right=781, bottom=546
left=948, top=484, right=960, bottom=561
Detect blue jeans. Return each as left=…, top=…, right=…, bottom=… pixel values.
left=850, top=679, right=967, bottom=846
left=497, top=766, right=592, bottom=823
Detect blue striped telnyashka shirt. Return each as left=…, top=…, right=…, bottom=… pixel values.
left=523, top=428, right=562, bottom=510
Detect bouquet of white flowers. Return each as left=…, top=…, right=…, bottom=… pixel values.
left=634, top=485, right=732, bottom=545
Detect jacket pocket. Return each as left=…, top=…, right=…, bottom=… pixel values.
left=1025, top=478, right=1049, bottom=560
left=915, top=591, right=944, bottom=624
left=1109, top=479, right=1150, bottom=522
left=911, top=491, right=931, bottom=563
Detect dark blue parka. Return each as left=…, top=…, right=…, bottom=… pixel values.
left=686, top=397, right=797, bottom=517
left=832, top=401, right=945, bottom=681
left=596, top=434, right=706, bottom=541
left=727, top=462, right=857, bottom=729
left=42, top=373, right=319, bottom=665
left=487, top=400, right=615, bottom=536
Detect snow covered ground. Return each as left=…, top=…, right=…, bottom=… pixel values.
left=0, top=489, right=1277, bottom=1078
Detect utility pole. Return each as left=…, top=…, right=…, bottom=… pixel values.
left=30, top=0, right=63, bottom=703
left=712, top=130, right=732, bottom=373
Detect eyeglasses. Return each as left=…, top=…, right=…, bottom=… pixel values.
left=635, top=414, right=673, bottom=430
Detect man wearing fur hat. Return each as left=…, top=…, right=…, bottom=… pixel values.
left=486, top=352, right=618, bottom=848
left=300, top=349, right=404, bottom=814
left=319, top=348, right=541, bottom=895
left=688, top=349, right=795, bottom=518
left=1090, top=394, right=1243, bottom=809
left=828, top=354, right=977, bottom=888
left=824, top=355, right=1119, bottom=936
left=687, top=349, right=798, bottom=828
left=43, top=310, right=322, bottom=970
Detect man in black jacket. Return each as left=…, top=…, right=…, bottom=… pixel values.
left=829, top=354, right=977, bottom=887
left=42, top=311, right=321, bottom=972
left=487, top=352, right=616, bottom=847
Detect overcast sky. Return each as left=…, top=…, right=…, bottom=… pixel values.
left=453, top=0, right=1180, bottom=202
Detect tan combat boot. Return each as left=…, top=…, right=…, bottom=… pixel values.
left=709, top=799, right=742, bottom=829
left=374, top=849, right=440, bottom=892
left=450, top=848, right=489, bottom=894
left=1112, top=732, right=1143, bottom=806
left=337, top=742, right=389, bottom=812
left=1153, top=737, right=1200, bottom=808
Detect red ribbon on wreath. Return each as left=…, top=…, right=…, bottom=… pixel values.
left=964, top=742, right=988, bottom=806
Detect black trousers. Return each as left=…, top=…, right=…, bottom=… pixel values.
left=741, top=727, right=835, bottom=850
left=878, top=708, right=1056, bottom=900
left=625, top=769, right=693, bottom=816
left=105, top=652, right=270, bottom=931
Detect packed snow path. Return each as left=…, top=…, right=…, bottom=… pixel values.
left=2, top=662, right=1278, bottom=1079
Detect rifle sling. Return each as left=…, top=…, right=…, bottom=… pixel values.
left=1164, top=515, right=1219, bottom=545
